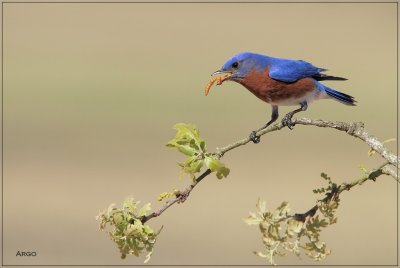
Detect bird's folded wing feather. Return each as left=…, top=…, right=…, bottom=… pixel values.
left=268, top=59, right=326, bottom=83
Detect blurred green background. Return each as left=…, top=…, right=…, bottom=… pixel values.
left=2, top=2, right=397, bottom=265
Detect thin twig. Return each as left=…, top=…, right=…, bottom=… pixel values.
left=142, top=169, right=211, bottom=223
left=292, top=161, right=391, bottom=221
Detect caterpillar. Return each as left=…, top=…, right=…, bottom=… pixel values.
left=204, top=73, right=232, bottom=96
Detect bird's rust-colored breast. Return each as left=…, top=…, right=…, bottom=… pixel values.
left=238, top=68, right=316, bottom=104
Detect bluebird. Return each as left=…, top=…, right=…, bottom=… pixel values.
left=211, top=52, right=356, bottom=143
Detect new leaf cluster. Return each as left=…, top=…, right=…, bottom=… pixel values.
left=245, top=198, right=336, bottom=265
left=167, top=123, right=230, bottom=180
left=96, top=197, right=162, bottom=263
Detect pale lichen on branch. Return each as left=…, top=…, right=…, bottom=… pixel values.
left=218, top=118, right=399, bottom=168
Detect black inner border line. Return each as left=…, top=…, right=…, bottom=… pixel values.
left=1, top=1, right=398, bottom=267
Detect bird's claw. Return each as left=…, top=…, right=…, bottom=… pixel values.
left=249, top=131, right=261, bottom=143
left=282, top=114, right=295, bottom=130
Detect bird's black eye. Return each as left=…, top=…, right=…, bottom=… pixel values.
left=231, top=62, right=239, bottom=69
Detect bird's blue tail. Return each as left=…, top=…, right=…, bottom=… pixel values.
left=323, top=85, right=356, bottom=106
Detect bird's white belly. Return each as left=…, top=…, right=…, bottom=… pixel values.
left=269, top=88, right=328, bottom=106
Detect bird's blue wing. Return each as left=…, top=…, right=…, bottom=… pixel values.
left=269, top=58, right=326, bottom=83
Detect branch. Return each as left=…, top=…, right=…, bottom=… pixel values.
left=292, top=161, right=392, bottom=222
left=382, top=165, right=399, bottom=182
left=218, top=118, right=399, bottom=167
left=143, top=117, right=398, bottom=224
left=142, top=169, right=211, bottom=223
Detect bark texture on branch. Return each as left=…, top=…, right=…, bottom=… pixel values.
left=219, top=118, right=399, bottom=168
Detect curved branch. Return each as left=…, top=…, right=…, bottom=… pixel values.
left=143, top=117, right=398, bottom=224
left=218, top=118, right=399, bottom=167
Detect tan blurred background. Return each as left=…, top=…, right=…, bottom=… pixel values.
left=1, top=2, right=398, bottom=266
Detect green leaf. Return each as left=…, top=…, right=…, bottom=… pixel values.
left=320, top=173, right=331, bottom=182
left=257, top=199, right=267, bottom=214
left=204, top=156, right=230, bottom=179
left=97, top=197, right=162, bottom=263
left=244, top=212, right=262, bottom=225
left=138, top=203, right=151, bottom=217
left=143, top=225, right=154, bottom=234
left=190, top=158, right=204, bottom=173
left=166, top=123, right=225, bottom=180
left=178, top=156, right=204, bottom=180
left=273, top=201, right=290, bottom=221
left=167, top=123, right=205, bottom=153
left=107, top=203, right=117, bottom=216
left=166, top=142, right=197, bottom=156
left=122, top=197, right=137, bottom=213
left=166, top=123, right=213, bottom=179
left=157, top=191, right=176, bottom=202
left=113, top=212, right=124, bottom=226
left=287, top=219, right=303, bottom=236
left=359, top=164, right=367, bottom=173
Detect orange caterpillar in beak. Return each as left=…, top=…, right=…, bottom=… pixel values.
left=204, top=73, right=232, bottom=96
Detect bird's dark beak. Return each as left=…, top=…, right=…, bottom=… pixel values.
left=211, top=70, right=232, bottom=76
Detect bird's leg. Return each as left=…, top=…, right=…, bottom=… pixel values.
left=249, top=105, right=279, bottom=144
left=282, top=101, right=308, bottom=130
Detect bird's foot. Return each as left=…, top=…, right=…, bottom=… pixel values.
left=249, top=131, right=261, bottom=144
left=282, top=114, right=295, bottom=130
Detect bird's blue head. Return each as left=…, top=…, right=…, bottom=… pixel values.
left=212, top=52, right=271, bottom=81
